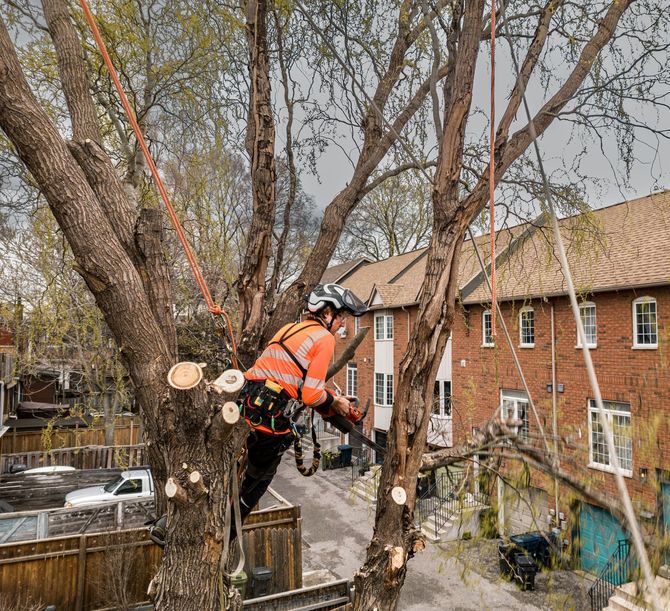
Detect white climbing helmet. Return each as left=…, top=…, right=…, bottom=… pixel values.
left=306, top=283, right=367, bottom=316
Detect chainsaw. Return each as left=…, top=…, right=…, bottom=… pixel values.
left=323, top=396, right=386, bottom=456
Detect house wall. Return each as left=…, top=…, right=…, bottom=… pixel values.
left=451, top=286, right=670, bottom=518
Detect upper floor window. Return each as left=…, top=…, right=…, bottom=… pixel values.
left=588, top=399, right=632, bottom=476
left=374, top=313, right=393, bottom=341
left=519, top=307, right=535, bottom=347
left=346, top=363, right=358, bottom=397
left=501, top=389, right=529, bottom=440
left=482, top=310, right=494, bottom=347
left=374, top=372, right=394, bottom=406
left=633, top=297, right=657, bottom=348
left=577, top=302, right=597, bottom=348
left=354, top=316, right=361, bottom=335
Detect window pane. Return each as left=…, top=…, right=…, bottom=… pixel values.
left=375, top=373, right=384, bottom=404
left=580, top=304, right=597, bottom=345
left=589, top=400, right=632, bottom=472
left=386, top=374, right=394, bottom=405
left=636, top=300, right=657, bottom=345
left=483, top=311, right=493, bottom=344
left=386, top=315, right=394, bottom=340
left=347, top=364, right=357, bottom=397
left=354, top=317, right=361, bottom=334
left=444, top=381, right=452, bottom=416
left=521, top=309, right=534, bottom=345
left=375, top=316, right=384, bottom=340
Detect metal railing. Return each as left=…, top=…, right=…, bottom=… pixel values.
left=416, top=470, right=489, bottom=534
left=588, top=539, right=633, bottom=611
left=350, top=445, right=375, bottom=484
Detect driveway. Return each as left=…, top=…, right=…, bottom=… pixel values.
left=270, top=458, right=591, bottom=610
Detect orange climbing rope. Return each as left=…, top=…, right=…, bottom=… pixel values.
left=489, top=0, right=498, bottom=337
left=77, top=0, right=238, bottom=367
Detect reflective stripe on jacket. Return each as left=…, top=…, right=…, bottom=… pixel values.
left=244, top=320, right=335, bottom=407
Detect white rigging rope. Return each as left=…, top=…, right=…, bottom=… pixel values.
left=498, top=0, right=660, bottom=605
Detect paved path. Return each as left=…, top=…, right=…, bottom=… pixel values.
left=270, top=459, right=590, bottom=610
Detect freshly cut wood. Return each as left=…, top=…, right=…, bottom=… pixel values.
left=165, top=477, right=188, bottom=505
left=391, top=486, right=407, bottom=506
left=222, top=402, right=240, bottom=424
left=211, top=369, right=245, bottom=394
left=167, top=362, right=203, bottom=390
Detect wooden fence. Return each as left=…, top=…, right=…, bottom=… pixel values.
left=0, top=502, right=303, bottom=610
left=0, top=528, right=161, bottom=611
left=0, top=416, right=141, bottom=454
left=0, top=499, right=155, bottom=544
left=0, top=443, right=145, bottom=473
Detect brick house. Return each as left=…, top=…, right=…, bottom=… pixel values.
left=328, top=191, right=670, bottom=575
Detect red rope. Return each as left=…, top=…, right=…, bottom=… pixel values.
left=489, top=0, right=498, bottom=337
left=78, top=0, right=238, bottom=366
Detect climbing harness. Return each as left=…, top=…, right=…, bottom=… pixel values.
left=77, top=0, right=239, bottom=368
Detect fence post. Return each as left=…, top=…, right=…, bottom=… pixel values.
left=36, top=511, right=49, bottom=539
left=75, top=534, right=87, bottom=611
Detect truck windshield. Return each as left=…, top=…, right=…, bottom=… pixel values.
left=104, top=475, right=124, bottom=493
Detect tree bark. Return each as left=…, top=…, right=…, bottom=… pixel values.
left=236, top=0, right=277, bottom=364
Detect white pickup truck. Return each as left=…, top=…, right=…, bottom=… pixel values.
left=64, top=468, right=154, bottom=508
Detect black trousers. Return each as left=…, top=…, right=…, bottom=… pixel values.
left=237, top=428, right=294, bottom=524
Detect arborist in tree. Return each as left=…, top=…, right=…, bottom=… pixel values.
left=148, top=283, right=367, bottom=548
left=233, top=283, right=367, bottom=529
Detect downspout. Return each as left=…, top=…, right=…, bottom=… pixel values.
left=551, top=303, right=560, bottom=525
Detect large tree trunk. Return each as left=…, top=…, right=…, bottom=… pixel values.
left=353, top=1, right=485, bottom=607
left=0, top=14, right=247, bottom=610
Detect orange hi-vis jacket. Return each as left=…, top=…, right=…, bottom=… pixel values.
left=244, top=320, right=336, bottom=414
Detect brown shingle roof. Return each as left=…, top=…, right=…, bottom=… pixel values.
left=463, top=191, right=670, bottom=303
left=337, top=249, right=427, bottom=303
left=321, top=191, right=670, bottom=308
left=320, top=257, right=370, bottom=284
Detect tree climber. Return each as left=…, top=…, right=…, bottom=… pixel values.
left=149, top=283, right=367, bottom=547
left=233, top=283, right=368, bottom=529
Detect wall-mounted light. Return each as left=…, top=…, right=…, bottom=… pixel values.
left=546, top=383, right=553, bottom=393
left=639, top=467, right=648, bottom=482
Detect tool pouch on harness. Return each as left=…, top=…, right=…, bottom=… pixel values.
left=242, top=380, right=292, bottom=434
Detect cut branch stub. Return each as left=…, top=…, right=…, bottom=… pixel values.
left=167, top=362, right=203, bottom=390
left=222, top=402, right=241, bottom=425
left=211, top=369, right=245, bottom=394
left=165, top=477, right=188, bottom=505
left=187, top=470, right=208, bottom=498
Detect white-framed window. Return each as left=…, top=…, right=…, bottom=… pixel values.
left=346, top=363, right=358, bottom=397
left=519, top=307, right=535, bottom=347
left=482, top=310, right=494, bottom=347
left=432, top=380, right=452, bottom=417
left=374, top=372, right=393, bottom=406
left=632, top=296, right=657, bottom=348
left=577, top=302, right=597, bottom=348
left=374, top=313, right=393, bottom=340
left=588, top=399, right=632, bottom=476
left=501, top=389, right=529, bottom=439
left=354, top=316, right=361, bottom=335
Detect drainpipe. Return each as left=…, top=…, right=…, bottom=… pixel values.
left=551, top=303, right=560, bottom=526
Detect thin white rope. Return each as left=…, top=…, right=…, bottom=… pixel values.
left=498, top=0, right=659, bottom=605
